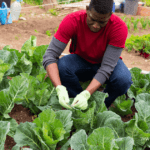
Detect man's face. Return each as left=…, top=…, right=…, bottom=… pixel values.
left=86, top=6, right=112, bottom=33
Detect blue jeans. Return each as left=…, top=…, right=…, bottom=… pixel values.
left=57, top=54, right=133, bottom=108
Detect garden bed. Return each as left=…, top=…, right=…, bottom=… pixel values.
left=1, top=2, right=150, bottom=150
left=4, top=101, right=150, bottom=149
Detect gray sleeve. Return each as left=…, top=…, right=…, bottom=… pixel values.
left=43, top=36, right=67, bottom=70
left=94, top=44, right=123, bottom=85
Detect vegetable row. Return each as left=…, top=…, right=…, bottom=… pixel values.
left=1, top=36, right=150, bottom=150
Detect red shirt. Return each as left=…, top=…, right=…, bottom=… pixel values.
left=54, top=10, right=127, bottom=64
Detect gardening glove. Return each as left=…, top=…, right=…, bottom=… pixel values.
left=71, top=90, right=91, bottom=110
left=56, top=85, right=71, bottom=109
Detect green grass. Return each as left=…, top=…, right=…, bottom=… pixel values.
left=22, top=0, right=43, bottom=5
left=46, top=30, right=52, bottom=37
left=35, top=29, right=39, bottom=33
left=47, top=8, right=59, bottom=16
left=54, top=27, right=58, bottom=33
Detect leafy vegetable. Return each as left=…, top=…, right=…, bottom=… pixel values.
left=127, top=67, right=150, bottom=99
left=13, top=108, right=72, bottom=150
left=125, top=34, right=150, bottom=57
left=0, top=121, right=10, bottom=150
left=109, top=94, right=134, bottom=116
left=70, top=127, right=134, bottom=150
left=125, top=113, right=150, bottom=147
left=94, top=111, right=125, bottom=138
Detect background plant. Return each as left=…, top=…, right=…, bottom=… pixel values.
left=54, top=27, right=58, bottom=33
left=131, top=16, right=135, bottom=23
left=34, top=29, right=38, bottom=33
left=46, top=30, right=52, bottom=37
left=133, top=18, right=140, bottom=31
left=23, top=0, right=43, bottom=5
left=121, top=16, right=126, bottom=22
left=126, top=19, right=131, bottom=31
left=140, top=18, right=148, bottom=30
left=147, top=19, right=150, bottom=28
left=47, top=8, right=59, bottom=16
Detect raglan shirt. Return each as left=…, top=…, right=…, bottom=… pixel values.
left=43, top=10, right=128, bottom=85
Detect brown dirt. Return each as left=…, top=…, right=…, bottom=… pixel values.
left=2, top=1, right=150, bottom=150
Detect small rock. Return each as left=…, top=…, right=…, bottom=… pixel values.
left=19, top=17, right=26, bottom=20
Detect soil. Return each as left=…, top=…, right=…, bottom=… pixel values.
left=2, top=0, right=150, bottom=149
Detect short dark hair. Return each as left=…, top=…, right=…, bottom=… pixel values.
left=89, top=0, right=113, bottom=15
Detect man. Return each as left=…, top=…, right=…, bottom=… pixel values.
left=43, top=0, right=133, bottom=110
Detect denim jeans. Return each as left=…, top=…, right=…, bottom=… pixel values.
left=57, top=54, right=133, bottom=108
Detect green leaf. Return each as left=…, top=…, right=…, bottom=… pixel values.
left=87, top=127, right=115, bottom=150
left=95, top=111, right=125, bottom=138
left=0, top=89, right=15, bottom=116
left=127, top=84, right=136, bottom=99
left=0, top=121, right=10, bottom=150
left=0, top=75, right=29, bottom=117
left=109, top=94, right=134, bottom=116
left=32, top=45, right=49, bottom=65
left=0, top=77, right=10, bottom=91
left=56, top=110, right=73, bottom=145
left=70, top=129, right=88, bottom=150
left=21, top=36, right=37, bottom=57
left=36, top=73, right=47, bottom=83
left=79, top=80, right=91, bottom=90
left=9, top=75, right=29, bottom=102
left=72, top=101, right=96, bottom=132
left=33, top=109, right=55, bottom=127
left=114, top=137, right=134, bottom=150
left=60, top=139, right=71, bottom=150
left=0, top=61, right=11, bottom=82
left=128, top=79, right=149, bottom=99
left=33, top=89, right=51, bottom=106
left=130, top=67, right=144, bottom=82
left=12, top=144, right=20, bottom=150
left=20, top=73, right=39, bottom=101
left=6, top=48, right=23, bottom=59
left=89, top=91, right=108, bottom=113
left=33, top=109, right=66, bottom=149
left=136, top=93, right=150, bottom=105
left=135, top=101, right=150, bottom=132
left=0, top=117, right=18, bottom=137
left=14, top=54, right=32, bottom=74
left=2, top=45, right=10, bottom=50
left=125, top=113, right=150, bottom=146
left=0, top=50, right=18, bottom=66
left=0, top=50, right=18, bottom=76
left=22, top=148, right=33, bottom=150
left=14, top=122, right=49, bottom=150
left=48, top=88, right=62, bottom=111
left=44, top=77, right=55, bottom=92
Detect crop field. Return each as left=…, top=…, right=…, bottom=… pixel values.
left=1, top=1, right=150, bottom=150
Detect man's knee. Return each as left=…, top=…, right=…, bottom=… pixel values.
left=116, top=75, right=133, bottom=95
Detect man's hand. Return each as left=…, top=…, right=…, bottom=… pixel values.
left=71, top=90, right=91, bottom=110
left=56, top=85, right=71, bottom=109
